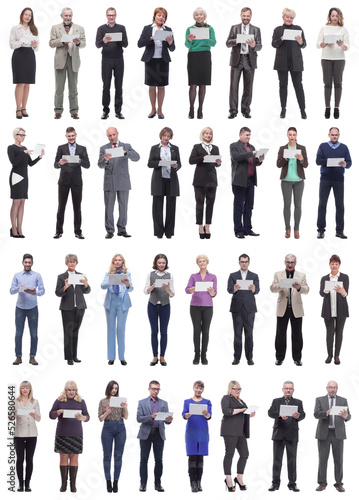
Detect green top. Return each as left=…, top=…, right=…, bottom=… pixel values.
left=185, top=25, right=216, bottom=52
left=283, top=144, right=302, bottom=182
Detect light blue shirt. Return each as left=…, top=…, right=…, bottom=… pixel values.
left=68, top=142, right=77, bottom=155
left=327, top=141, right=341, bottom=150
left=10, top=270, right=45, bottom=310
left=160, top=142, right=172, bottom=179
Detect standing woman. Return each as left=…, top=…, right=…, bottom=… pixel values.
left=317, top=8, right=349, bottom=119
left=8, top=127, right=44, bottom=238
left=55, top=254, right=91, bottom=365
left=185, top=7, right=216, bottom=119
left=101, top=254, right=133, bottom=366
left=221, top=380, right=255, bottom=492
left=14, top=381, right=41, bottom=492
left=138, top=7, right=175, bottom=119
left=272, top=8, right=307, bottom=119
left=276, top=127, right=308, bottom=239
left=320, top=254, right=349, bottom=365
left=98, top=380, right=128, bottom=493
left=189, top=127, right=221, bottom=239
left=148, top=127, right=181, bottom=239
left=182, top=380, right=212, bottom=492
left=185, top=254, right=217, bottom=365
left=49, top=381, right=90, bottom=493
left=9, top=8, right=38, bottom=119
left=144, top=253, right=174, bottom=366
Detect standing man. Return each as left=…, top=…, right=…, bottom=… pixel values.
left=227, top=253, right=259, bottom=365
left=230, top=127, right=264, bottom=238
left=53, top=127, right=90, bottom=239
left=270, top=254, right=309, bottom=366
left=314, top=381, right=351, bottom=492
left=268, top=381, right=305, bottom=492
left=137, top=380, right=173, bottom=492
left=10, top=254, right=45, bottom=366
left=226, top=7, right=262, bottom=119
left=316, top=127, right=351, bottom=239
left=98, top=127, right=140, bottom=239
left=96, top=7, right=128, bottom=120
left=49, top=7, right=86, bottom=119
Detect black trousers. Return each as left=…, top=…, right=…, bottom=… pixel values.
left=229, top=55, right=255, bottom=114
left=56, top=181, right=82, bottom=235
left=223, top=435, right=249, bottom=475
left=15, top=437, right=37, bottom=482
left=102, top=56, right=124, bottom=114
left=232, top=309, right=255, bottom=361
left=325, top=317, right=346, bottom=357
left=194, top=185, right=216, bottom=225
left=275, top=307, right=303, bottom=362
left=272, top=439, right=298, bottom=486
left=277, top=70, right=305, bottom=111
left=152, top=179, right=176, bottom=237
left=190, top=306, right=213, bottom=357
left=317, top=432, right=344, bottom=487
left=61, top=308, right=85, bottom=360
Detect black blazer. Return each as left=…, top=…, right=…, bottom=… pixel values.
left=189, top=143, right=220, bottom=188
left=230, top=140, right=262, bottom=187
left=272, top=24, right=306, bottom=72
left=220, top=395, right=250, bottom=438
left=268, top=397, right=305, bottom=442
left=148, top=144, right=181, bottom=197
left=138, top=24, right=175, bottom=62
left=320, top=273, right=349, bottom=319
left=54, top=144, right=90, bottom=187
left=226, top=23, right=262, bottom=69
left=227, top=270, right=259, bottom=313
left=55, top=271, right=91, bottom=310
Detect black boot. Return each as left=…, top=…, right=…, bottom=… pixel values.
left=106, top=480, right=112, bottom=492
left=69, top=466, right=78, bottom=493
left=191, top=480, right=199, bottom=492
left=193, top=353, right=200, bottom=365
left=113, top=480, right=118, bottom=493
left=24, top=479, right=31, bottom=492
left=60, top=466, right=68, bottom=492
left=17, top=479, right=24, bottom=492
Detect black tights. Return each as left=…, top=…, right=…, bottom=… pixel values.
left=15, top=437, right=37, bottom=483
left=188, top=455, right=204, bottom=481
left=189, top=85, right=206, bottom=111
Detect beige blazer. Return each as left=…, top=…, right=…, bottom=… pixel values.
left=14, top=399, right=41, bottom=437
left=49, top=23, right=86, bottom=71
left=270, top=270, right=309, bottom=318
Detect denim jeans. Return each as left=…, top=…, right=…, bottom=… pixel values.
left=15, top=306, right=38, bottom=357
left=105, top=294, right=129, bottom=360
left=101, top=420, right=126, bottom=481
left=140, top=428, right=164, bottom=485
left=147, top=303, right=170, bottom=357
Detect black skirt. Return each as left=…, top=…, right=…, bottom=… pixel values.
left=12, top=47, right=36, bottom=84
left=187, top=51, right=211, bottom=86
left=54, top=436, right=83, bottom=454
left=145, top=58, right=169, bottom=86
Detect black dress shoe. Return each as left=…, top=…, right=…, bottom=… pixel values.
left=120, top=360, right=127, bottom=366
left=75, top=233, right=85, bottom=239
left=288, top=485, right=300, bottom=492
left=148, top=112, right=157, bottom=118
left=228, top=112, right=237, bottom=119
left=245, top=230, right=260, bottom=236
left=158, top=114, right=165, bottom=119
left=280, top=108, right=286, bottom=118
left=201, top=356, right=208, bottom=365
left=334, top=356, right=340, bottom=365
left=188, top=107, right=194, bottom=119
left=115, top=113, right=125, bottom=119
left=275, top=360, right=282, bottom=365
left=105, top=232, right=114, bottom=239
left=232, top=358, right=239, bottom=365
left=53, top=232, right=62, bottom=239
left=118, top=231, right=131, bottom=237
left=235, top=232, right=245, bottom=239
left=317, top=230, right=325, bottom=239
left=154, top=483, right=164, bottom=492
left=193, top=354, right=200, bottom=365
left=325, top=107, right=331, bottom=119
left=150, top=358, right=158, bottom=366
left=67, top=360, right=74, bottom=365
left=101, top=112, right=109, bottom=119
left=325, top=355, right=332, bottom=363
left=294, top=360, right=302, bottom=366
left=197, top=109, right=203, bottom=119
left=108, top=360, right=114, bottom=365
left=247, top=359, right=254, bottom=365
left=139, top=484, right=147, bottom=492
left=334, top=108, right=340, bottom=119
left=73, top=357, right=81, bottom=363
left=268, top=484, right=280, bottom=491
left=242, top=111, right=251, bottom=118
left=336, top=232, right=347, bottom=239
left=300, top=110, right=307, bottom=119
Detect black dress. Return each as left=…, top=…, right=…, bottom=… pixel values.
left=8, top=144, right=41, bottom=199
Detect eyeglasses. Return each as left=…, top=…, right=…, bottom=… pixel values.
left=16, top=134, right=26, bottom=137
left=327, top=386, right=338, bottom=390
left=232, top=388, right=241, bottom=391
left=285, top=261, right=296, bottom=265
left=150, top=387, right=160, bottom=391
left=239, top=261, right=249, bottom=264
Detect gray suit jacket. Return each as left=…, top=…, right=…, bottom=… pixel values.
left=98, top=141, right=140, bottom=191
left=49, top=23, right=86, bottom=71
left=137, top=397, right=170, bottom=441
left=314, top=395, right=351, bottom=440
left=230, top=140, right=262, bottom=187
left=226, top=23, right=262, bottom=69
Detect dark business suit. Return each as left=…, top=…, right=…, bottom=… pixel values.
left=226, top=23, right=262, bottom=115
left=230, top=140, right=262, bottom=235
left=55, top=270, right=91, bottom=360
left=189, top=143, right=219, bottom=225
left=148, top=143, right=181, bottom=238
left=227, top=270, right=259, bottom=361
left=314, top=394, right=351, bottom=487
left=138, top=25, right=175, bottom=86
left=272, top=24, right=306, bottom=111
left=320, top=273, right=349, bottom=357
left=54, top=143, right=90, bottom=235
left=268, top=396, right=305, bottom=487
left=220, top=395, right=250, bottom=475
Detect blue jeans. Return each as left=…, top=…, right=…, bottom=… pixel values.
left=15, top=306, right=38, bottom=357
left=140, top=428, right=164, bottom=485
left=232, top=176, right=255, bottom=235
left=147, top=303, right=170, bottom=357
left=101, top=420, right=126, bottom=481
left=105, top=295, right=129, bottom=360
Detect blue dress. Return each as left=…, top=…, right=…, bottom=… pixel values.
left=182, top=398, right=212, bottom=455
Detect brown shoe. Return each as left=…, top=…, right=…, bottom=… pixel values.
left=285, top=230, right=291, bottom=238
left=71, top=113, right=80, bottom=119
left=29, top=357, right=38, bottom=365
left=294, top=230, right=300, bottom=239
left=334, top=356, right=341, bottom=365
left=335, top=485, right=345, bottom=492
left=13, top=356, right=22, bottom=365
left=316, top=485, right=326, bottom=491
left=54, top=113, right=62, bottom=119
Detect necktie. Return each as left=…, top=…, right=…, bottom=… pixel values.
left=329, top=397, right=334, bottom=427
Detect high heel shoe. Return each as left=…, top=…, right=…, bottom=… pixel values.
left=188, top=107, right=194, bottom=119
left=197, top=108, right=203, bottom=119
left=234, top=478, right=247, bottom=490
left=108, top=360, right=114, bottom=365
left=120, top=360, right=127, bottom=366
left=16, top=109, right=22, bottom=119
left=21, top=109, right=29, bottom=117
left=204, top=226, right=211, bottom=239
left=150, top=357, right=158, bottom=366
left=199, top=226, right=205, bottom=239
left=10, top=228, right=20, bottom=238
left=224, top=479, right=236, bottom=492
left=17, top=228, right=25, bottom=238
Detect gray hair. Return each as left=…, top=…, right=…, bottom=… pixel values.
left=193, top=7, right=207, bottom=20
left=13, top=127, right=25, bottom=138
left=282, top=8, right=296, bottom=18
left=283, top=380, right=294, bottom=388
left=285, top=253, right=297, bottom=263
left=61, top=7, right=73, bottom=15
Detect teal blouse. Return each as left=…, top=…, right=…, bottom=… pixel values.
left=283, top=144, right=302, bottom=182
left=185, top=25, right=216, bottom=52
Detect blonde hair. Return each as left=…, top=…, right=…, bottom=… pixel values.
left=193, top=7, right=207, bottom=20
left=109, top=254, right=128, bottom=274
left=13, top=127, right=25, bottom=138
left=282, top=8, right=296, bottom=18
left=58, top=380, right=82, bottom=403
left=65, top=254, right=78, bottom=265
left=17, top=381, right=34, bottom=403
left=227, top=380, right=242, bottom=397
left=199, top=127, right=213, bottom=142
left=196, top=254, right=209, bottom=265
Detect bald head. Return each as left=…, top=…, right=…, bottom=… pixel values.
left=326, top=380, right=338, bottom=397
left=107, top=127, right=119, bottom=145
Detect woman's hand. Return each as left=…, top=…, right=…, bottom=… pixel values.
left=188, top=34, right=196, bottom=42
left=80, top=276, right=89, bottom=288
left=295, top=35, right=303, bottom=45
left=31, top=40, right=38, bottom=49
left=63, top=278, right=70, bottom=292
left=120, top=402, right=128, bottom=409
left=188, top=286, right=195, bottom=294
left=147, top=283, right=156, bottom=294
left=250, top=411, right=256, bottom=418
left=295, top=153, right=303, bottom=161
left=203, top=410, right=210, bottom=419
left=207, top=286, right=215, bottom=297
left=75, top=413, right=87, bottom=421
left=57, top=409, right=64, bottom=416
left=121, top=278, right=130, bottom=288
left=106, top=404, right=112, bottom=414
left=334, top=284, right=346, bottom=296
left=39, top=149, right=45, bottom=158
left=166, top=35, right=173, bottom=46
left=162, top=283, right=172, bottom=295
left=24, top=150, right=33, bottom=155
left=184, top=412, right=191, bottom=419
